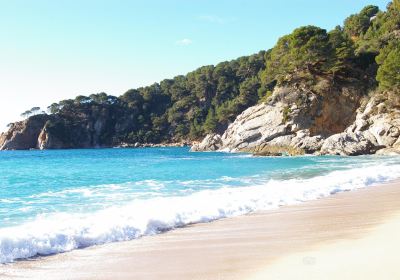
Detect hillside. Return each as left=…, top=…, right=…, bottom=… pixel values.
left=1, top=1, right=399, bottom=152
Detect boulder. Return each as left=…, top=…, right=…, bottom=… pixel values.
left=221, top=102, right=288, bottom=151
left=320, top=132, right=380, bottom=156
left=291, top=131, right=324, bottom=153
left=190, top=134, right=223, bottom=151
left=375, top=148, right=400, bottom=155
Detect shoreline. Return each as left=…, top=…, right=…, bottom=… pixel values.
left=3, top=179, right=400, bottom=279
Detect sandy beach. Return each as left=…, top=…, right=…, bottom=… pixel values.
left=2, top=180, right=400, bottom=280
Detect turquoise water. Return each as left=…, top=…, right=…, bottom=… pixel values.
left=1, top=147, right=400, bottom=263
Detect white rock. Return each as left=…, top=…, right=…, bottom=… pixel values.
left=190, top=133, right=223, bottom=152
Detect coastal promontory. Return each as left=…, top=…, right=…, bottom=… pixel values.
left=1, top=2, right=399, bottom=155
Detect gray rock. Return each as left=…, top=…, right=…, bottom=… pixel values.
left=342, top=94, right=400, bottom=153
left=320, top=132, right=379, bottom=156
left=368, top=117, right=400, bottom=147
left=191, top=133, right=223, bottom=151
left=196, top=81, right=364, bottom=155
left=375, top=148, right=400, bottom=155
left=291, top=132, right=324, bottom=154
left=221, top=103, right=287, bottom=151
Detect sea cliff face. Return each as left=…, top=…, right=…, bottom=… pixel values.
left=0, top=108, right=189, bottom=150
left=191, top=82, right=400, bottom=156
left=0, top=107, right=119, bottom=150
left=0, top=115, right=50, bottom=150
left=2, top=80, right=399, bottom=155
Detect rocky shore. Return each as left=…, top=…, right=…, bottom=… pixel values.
left=192, top=78, right=400, bottom=156
left=115, top=142, right=190, bottom=148
left=2, top=78, right=400, bottom=157
left=0, top=114, right=191, bottom=151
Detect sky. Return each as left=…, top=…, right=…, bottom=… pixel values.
left=0, top=0, right=390, bottom=132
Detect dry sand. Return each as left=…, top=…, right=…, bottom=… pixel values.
left=2, top=180, right=400, bottom=280
left=251, top=212, right=400, bottom=280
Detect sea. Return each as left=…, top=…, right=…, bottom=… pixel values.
left=1, top=147, right=400, bottom=263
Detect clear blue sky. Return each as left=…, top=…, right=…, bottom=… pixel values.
left=0, top=0, right=390, bottom=131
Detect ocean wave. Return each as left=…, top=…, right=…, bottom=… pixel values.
left=1, top=163, right=400, bottom=263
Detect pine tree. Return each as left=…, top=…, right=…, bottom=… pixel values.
left=377, top=44, right=400, bottom=90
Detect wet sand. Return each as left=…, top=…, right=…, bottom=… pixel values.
left=2, top=180, right=400, bottom=280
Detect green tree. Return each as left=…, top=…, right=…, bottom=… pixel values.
left=238, top=77, right=260, bottom=106
left=343, top=5, right=379, bottom=39
left=203, top=107, right=217, bottom=133
left=20, top=110, right=32, bottom=119
left=47, top=103, right=61, bottom=114
left=75, top=95, right=92, bottom=104
left=264, top=26, right=332, bottom=84
left=189, top=118, right=203, bottom=139
left=30, top=107, right=41, bottom=115
left=394, top=0, right=400, bottom=11
left=328, top=26, right=355, bottom=76
left=90, top=93, right=109, bottom=104
left=376, top=43, right=400, bottom=90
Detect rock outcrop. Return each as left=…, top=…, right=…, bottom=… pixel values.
left=320, top=92, right=400, bottom=155
left=191, top=134, right=223, bottom=151
left=0, top=106, right=119, bottom=150
left=319, top=132, right=379, bottom=156
left=37, top=124, right=67, bottom=150
left=191, top=81, right=400, bottom=156
left=0, top=115, right=51, bottom=150
left=1, top=78, right=399, bottom=155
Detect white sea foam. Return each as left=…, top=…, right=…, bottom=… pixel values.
left=1, top=163, right=400, bottom=263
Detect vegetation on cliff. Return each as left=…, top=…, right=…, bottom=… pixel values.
left=5, top=1, right=400, bottom=149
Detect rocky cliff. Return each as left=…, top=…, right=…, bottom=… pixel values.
left=321, top=92, right=400, bottom=155
left=2, top=79, right=399, bottom=155
left=0, top=105, right=120, bottom=150
left=192, top=78, right=400, bottom=156
left=0, top=115, right=50, bottom=150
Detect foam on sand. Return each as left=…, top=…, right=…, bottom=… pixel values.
left=1, top=163, right=400, bottom=263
